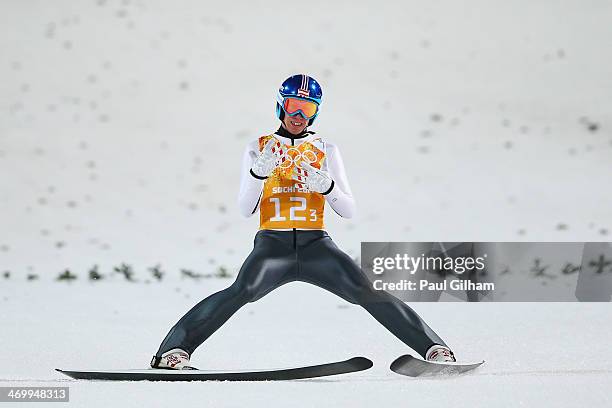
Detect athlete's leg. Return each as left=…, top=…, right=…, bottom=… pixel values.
left=299, top=234, right=448, bottom=358
left=156, top=231, right=297, bottom=356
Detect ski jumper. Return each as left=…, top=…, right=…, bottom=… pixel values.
left=155, top=127, right=448, bottom=358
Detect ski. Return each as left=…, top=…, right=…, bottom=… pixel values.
left=56, top=356, right=372, bottom=381
left=390, top=354, right=484, bottom=377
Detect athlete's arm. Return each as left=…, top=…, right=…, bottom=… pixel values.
left=238, top=141, right=265, bottom=217
left=324, top=144, right=356, bottom=218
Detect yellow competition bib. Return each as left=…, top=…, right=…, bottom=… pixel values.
left=258, top=134, right=326, bottom=230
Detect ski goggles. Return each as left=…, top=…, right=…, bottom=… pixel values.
left=282, top=97, right=319, bottom=119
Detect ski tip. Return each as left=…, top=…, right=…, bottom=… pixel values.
left=349, top=357, right=374, bottom=369
left=389, top=354, right=411, bottom=371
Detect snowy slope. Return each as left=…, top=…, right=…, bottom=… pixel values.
left=1, top=0, right=611, bottom=276
left=1, top=280, right=611, bottom=407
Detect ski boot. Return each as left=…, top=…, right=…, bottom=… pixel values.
left=425, top=345, right=456, bottom=363
left=150, top=348, right=196, bottom=370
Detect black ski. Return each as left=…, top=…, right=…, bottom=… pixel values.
left=56, top=356, right=372, bottom=381
left=390, top=354, right=484, bottom=377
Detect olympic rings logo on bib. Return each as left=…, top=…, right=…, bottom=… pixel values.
left=277, top=147, right=318, bottom=169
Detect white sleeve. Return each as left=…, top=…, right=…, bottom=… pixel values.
left=324, top=143, right=356, bottom=218
left=237, top=141, right=264, bottom=218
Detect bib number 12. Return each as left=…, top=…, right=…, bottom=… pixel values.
left=269, top=197, right=317, bottom=222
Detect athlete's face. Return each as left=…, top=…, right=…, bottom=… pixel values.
left=282, top=113, right=308, bottom=135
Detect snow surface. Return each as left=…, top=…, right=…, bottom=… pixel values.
left=1, top=280, right=611, bottom=407
left=1, top=0, right=612, bottom=406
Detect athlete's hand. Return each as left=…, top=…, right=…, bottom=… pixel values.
left=292, top=161, right=334, bottom=194
left=250, top=137, right=281, bottom=178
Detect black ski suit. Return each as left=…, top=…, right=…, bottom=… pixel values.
left=155, top=229, right=448, bottom=358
